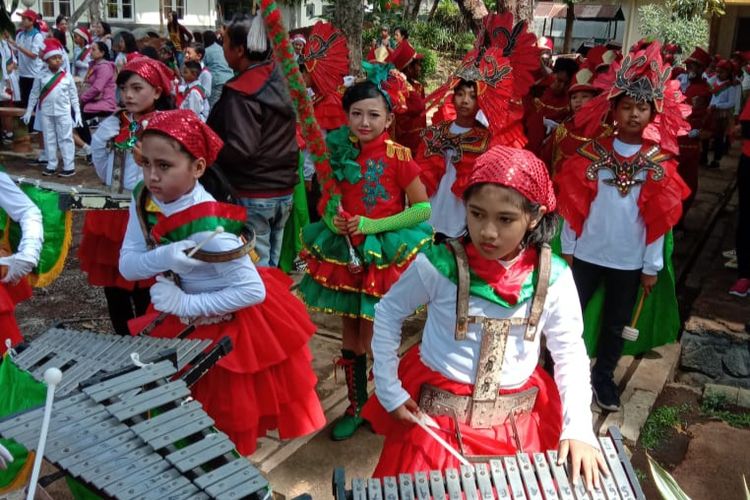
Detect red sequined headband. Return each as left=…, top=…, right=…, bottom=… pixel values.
left=121, top=58, right=174, bottom=95
left=143, top=110, right=224, bottom=166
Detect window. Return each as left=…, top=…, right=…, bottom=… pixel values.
left=305, top=2, right=315, bottom=18
left=41, top=0, right=72, bottom=19
left=107, top=0, right=134, bottom=20
left=163, top=0, right=186, bottom=20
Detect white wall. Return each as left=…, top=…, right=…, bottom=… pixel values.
left=279, top=0, right=325, bottom=30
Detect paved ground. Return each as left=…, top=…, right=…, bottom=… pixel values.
left=0, top=142, right=741, bottom=498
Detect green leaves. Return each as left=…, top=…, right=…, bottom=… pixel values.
left=638, top=3, right=709, bottom=53
left=648, top=453, right=693, bottom=500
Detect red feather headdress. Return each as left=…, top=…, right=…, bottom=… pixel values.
left=425, top=13, right=540, bottom=147
left=574, top=40, right=690, bottom=154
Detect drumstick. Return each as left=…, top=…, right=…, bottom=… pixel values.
left=187, top=226, right=224, bottom=257
left=630, top=291, right=646, bottom=328
left=406, top=411, right=472, bottom=468
left=26, top=367, right=62, bottom=500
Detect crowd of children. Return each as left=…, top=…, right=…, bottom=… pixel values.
left=2, top=5, right=745, bottom=489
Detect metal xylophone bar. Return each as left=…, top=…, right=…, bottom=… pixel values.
left=10, top=327, right=213, bottom=396
left=9, top=173, right=131, bottom=211
left=332, top=426, right=645, bottom=500
left=0, top=360, right=270, bottom=499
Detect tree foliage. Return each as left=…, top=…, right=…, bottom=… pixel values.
left=638, top=3, right=710, bottom=51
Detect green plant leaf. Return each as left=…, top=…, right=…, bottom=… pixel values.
left=648, top=453, right=692, bottom=500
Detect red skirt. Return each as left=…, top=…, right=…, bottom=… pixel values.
left=0, top=280, right=32, bottom=355
left=78, top=210, right=153, bottom=290
left=361, top=346, right=563, bottom=477
left=128, top=267, right=326, bottom=456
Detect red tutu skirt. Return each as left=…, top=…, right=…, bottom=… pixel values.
left=128, top=267, right=326, bottom=456
left=361, top=346, right=563, bottom=477
left=78, top=210, right=153, bottom=290
left=0, top=280, right=32, bottom=355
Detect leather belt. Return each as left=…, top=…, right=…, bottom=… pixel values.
left=418, top=384, right=538, bottom=429
left=179, top=313, right=234, bottom=326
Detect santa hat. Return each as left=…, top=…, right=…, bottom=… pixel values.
left=537, top=36, right=554, bottom=52
left=568, top=68, right=597, bottom=94
left=291, top=34, right=306, bottom=46
left=38, top=20, right=49, bottom=33
left=42, top=38, right=64, bottom=60
left=469, top=145, right=556, bottom=211
left=684, top=47, right=711, bottom=68
left=73, top=26, right=92, bottom=44
left=143, top=109, right=224, bottom=165
left=121, top=58, right=174, bottom=95
left=574, top=40, right=690, bottom=155
left=717, top=59, right=733, bottom=72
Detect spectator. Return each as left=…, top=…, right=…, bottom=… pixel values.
left=53, top=15, right=72, bottom=57
left=9, top=9, right=45, bottom=131
left=114, top=31, right=139, bottom=71
left=393, top=26, right=408, bottom=47
left=91, top=20, right=112, bottom=54
left=202, top=29, right=233, bottom=107
left=184, top=43, right=212, bottom=99
left=207, top=14, right=298, bottom=266
left=377, top=25, right=395, bottom=50
left=76, top=42, right=116, bottom=152
left=72, top=26, right=92, bottom=79
left=167, top=11, right=193, bottom=67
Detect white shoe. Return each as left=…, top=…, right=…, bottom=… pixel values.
left=725, top=257, right=738, bottom=269
left=723, top=249, right=737, bottom=258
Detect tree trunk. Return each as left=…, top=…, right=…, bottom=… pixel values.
left=411, top=0, right=423, bottom=19
left=427, top=0, right=440, bottom=21
left=456, top=0, right=488, bottom=33
left=562, top=1, right=575, bottom=53
left=89, top=0, right=101, bottom=24
left=494, top=0, right=533, bottom=24
left=335, top=0, right=364, bottom=76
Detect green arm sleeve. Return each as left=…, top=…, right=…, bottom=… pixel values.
left=357, top=202, right=431, bottom=235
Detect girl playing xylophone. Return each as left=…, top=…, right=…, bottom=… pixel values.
left=119, top=109, right=325, bottom=456
left=78, top=57, right=175, bottom=336
left=0, top=170, right=43, bottom=354
left=298, top=80, right=432, bottom=441
left=362, top=146, right=607, bottom=492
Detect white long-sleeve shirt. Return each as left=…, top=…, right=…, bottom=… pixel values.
left=72, top=45, right=91, bottom=79
left=15, top=29, right=44, bottom=78
left=428, top=122, right=471, bottom=238
left=561, top=139, right=664, bottom=275
left=0, top=172, right=43, bottom=264
left=119, top=183, right=266, bottom=317
left=372, top=252, right=598, bottom=448
left=709, top=79, right=738, bottom=110
left=26, top=69, right=80, bottom=118
left=91, top=114, right=143, bottom=191
left=179, top=81, right=209, bottom=122
left=199, top=66, right=212, bottom=99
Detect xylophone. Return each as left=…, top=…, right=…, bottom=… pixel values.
left=8, top=326, right=223, bottom=396
left=0, top=359, right=270, bottom=499
left=333, top=427, right=645, bottom=500
left=9, top=174, right=131, bottom=211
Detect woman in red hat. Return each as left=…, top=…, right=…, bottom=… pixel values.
left=362, top=145, right=604, bottom=490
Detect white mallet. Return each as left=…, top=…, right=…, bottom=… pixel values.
left=187, top=226, right=225, bottom=258
left=26, top=367, right=62, bottom=500
left=406, top=411, right=472, bottom=468
left=622, top=291, right=647, bottom=342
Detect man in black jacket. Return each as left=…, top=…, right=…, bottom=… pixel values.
left=207, top=14, right=298, bottom=267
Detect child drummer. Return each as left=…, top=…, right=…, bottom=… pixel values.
left=362, top=146, right=605, bottom=491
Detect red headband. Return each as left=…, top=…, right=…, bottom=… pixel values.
left=143, top=110, right=224, bottom=165
left=121, top=58, right=174, bottom=95
left=469, top=146, right=556, bottom=211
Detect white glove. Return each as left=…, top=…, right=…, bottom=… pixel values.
left=688, top=129, right=700, bottom=138
left=150, top=275, right=187, bottom=316
left=146, top=240, right=203, bottom=275
left=74, top=112, right=83, bottom=128
left=0, top=442, right=12, bottom=470
left=0, top=253, right=36, bottom=284
left=21, top=110, right=31, bottom=125
left=543, top=118, right=559, bottom=135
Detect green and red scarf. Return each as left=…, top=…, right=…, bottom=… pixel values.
left=39, top=71, right=66, bottom=105
left=149, top=201, right=247, bottom=245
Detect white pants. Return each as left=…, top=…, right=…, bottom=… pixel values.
left=40, top=113, right=75, bottom=172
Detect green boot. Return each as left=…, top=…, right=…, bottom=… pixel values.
left=331, top=350, right=369, bottom=441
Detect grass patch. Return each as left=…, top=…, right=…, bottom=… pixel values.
left=700, top=392, right=750, bottom=428
left=641, top=404, right=689, bottom=450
